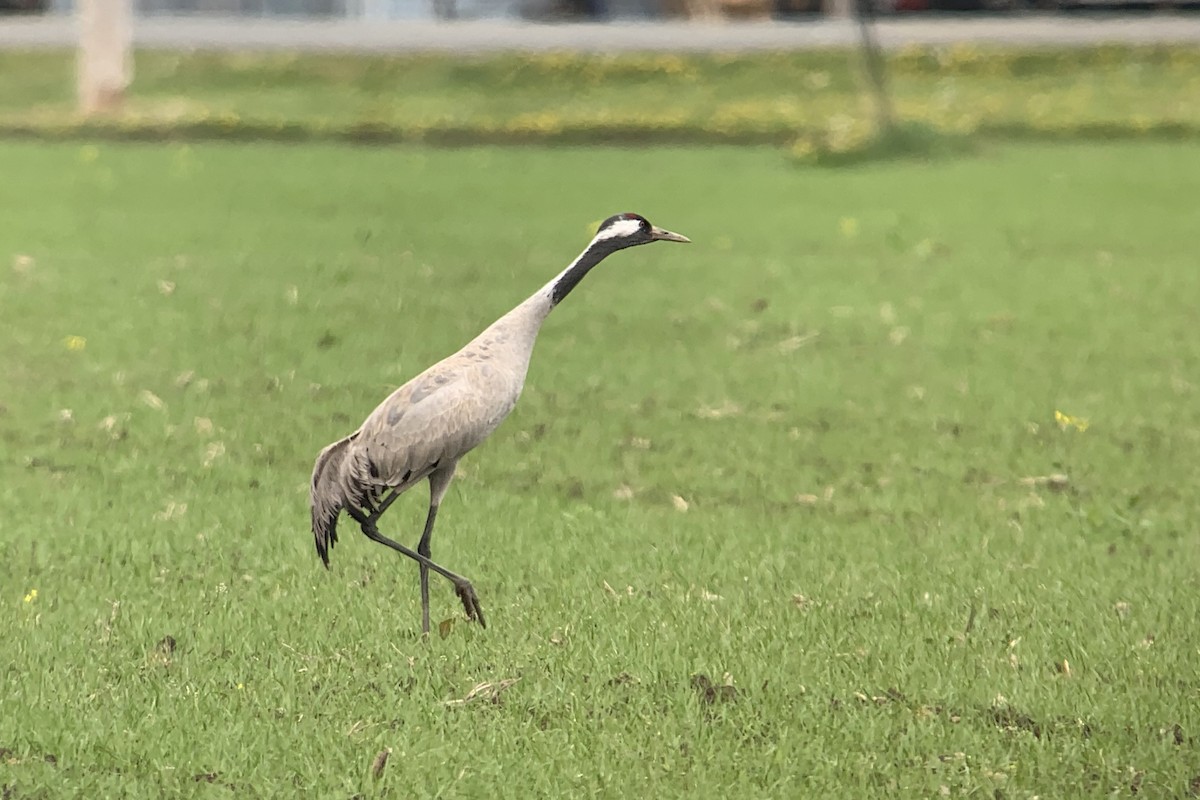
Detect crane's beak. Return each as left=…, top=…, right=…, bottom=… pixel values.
left=650, top=226, right=691, bottom=243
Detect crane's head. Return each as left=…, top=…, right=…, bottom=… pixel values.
left=593, top=213, right=690, bottom=249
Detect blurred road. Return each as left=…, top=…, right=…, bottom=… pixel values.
left=2, top=14, right=1200, bottom=52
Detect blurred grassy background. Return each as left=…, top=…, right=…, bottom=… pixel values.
left=2, top=45, right=1199, bottom=155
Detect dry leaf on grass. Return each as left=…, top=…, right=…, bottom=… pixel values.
left=139, top=390, right=165, bottom=411
left=444, top=678, right=520, bottom=707
left=153, top=501, right=188, bottom=522
left=1018, top=473, right=1069, bottom=490
left=691, top=673, right=738, bottom=704
left=370, top=748, right=391, bottom=779
left=202, top=442, right=225, bottom=467
left=777, top=332, right=818, bottom=354
left=796, top=486, right=835, bottom=505
left=695, top=401, right=742, bottom=420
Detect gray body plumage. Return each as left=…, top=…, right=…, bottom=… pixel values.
left=308, top=212, right=689, bottom=632
left=311, top=293, right=549, bottom=564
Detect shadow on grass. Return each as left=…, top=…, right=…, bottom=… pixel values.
left=788, top=121, right=978, bottom=169
left=788, top=118, right=1200, bottom=168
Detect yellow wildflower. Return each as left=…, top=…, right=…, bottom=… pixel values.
left=1055, top=410, right=1089, bottom=432
left=64, top=335, right=87, bottom=352
left=789, top=137, right=816, bottom=161
left=23, top=588, right=38, bottom=603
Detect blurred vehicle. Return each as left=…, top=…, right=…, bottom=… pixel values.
left=0, top=0, right=48, bottom=11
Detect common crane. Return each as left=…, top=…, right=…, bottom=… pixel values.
left=310, top=213, right=690, bottom=634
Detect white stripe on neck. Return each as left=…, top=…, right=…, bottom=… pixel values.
left=594, top=218, right=642, bottom=241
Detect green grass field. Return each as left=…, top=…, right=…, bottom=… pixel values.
left=1, top=139, right=1199, bottom=798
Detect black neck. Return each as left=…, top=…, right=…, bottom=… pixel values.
left=550, top=239, right=623, bottom=306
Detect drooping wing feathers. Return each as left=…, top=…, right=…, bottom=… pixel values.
left=310, top=433, right=356, bottom=567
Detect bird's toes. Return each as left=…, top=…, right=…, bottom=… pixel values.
left=455, top=582, right=485, bottom=626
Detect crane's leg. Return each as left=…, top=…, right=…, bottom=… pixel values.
left=348, top=485, right=486, bottom=631
left=418, top=465, right=457, bottom=636
left=416, top=504, right=438, bottom=635
left=350, top=512, right=486, bottom=630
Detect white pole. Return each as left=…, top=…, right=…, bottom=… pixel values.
left=77, top=0, right=134, bottom=115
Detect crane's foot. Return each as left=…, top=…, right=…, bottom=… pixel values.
left=455, top=580, right=487, bottom=629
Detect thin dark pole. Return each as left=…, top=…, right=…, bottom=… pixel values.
left=853, top=0, right=895, bottom=134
